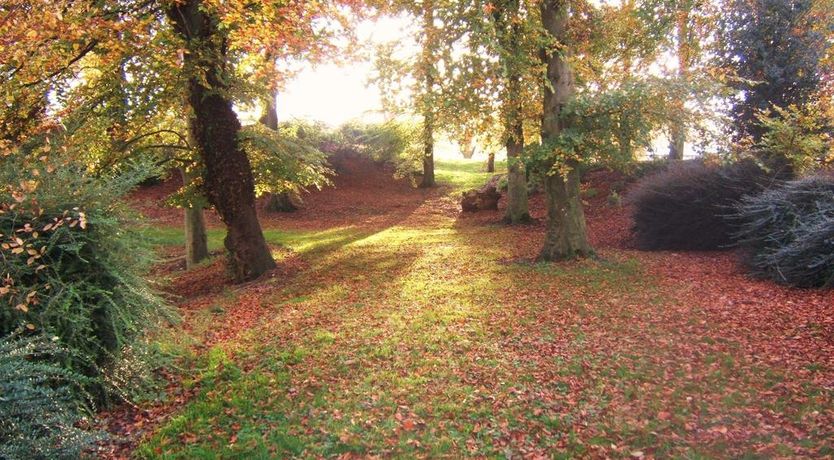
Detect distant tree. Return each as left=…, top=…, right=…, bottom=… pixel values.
left=665, top=0, right=714, bottom=160
left=489, top=0, right=534, bottom=223
left=376, top=1, right=445, bottom=188
left=719, top=0, right=827, bottom=141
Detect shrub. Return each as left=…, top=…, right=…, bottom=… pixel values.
left=337, top=120, right=422, bottom=178
left=0, top=331, right=104, bottom=459
left=754, top=103, right=833, bottom=175
left=734, top=175, right=834, bottom=287
left=629, top=159, right=787, bottom=250
left=0, top=156, right=172, bottom=399
left=240, top=123, right=333, bottom=198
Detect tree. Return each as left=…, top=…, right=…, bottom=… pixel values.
left=537, top=0, right=593, bottom=260
left=167, top=0, right=276, bottom=281
left=373, top=0, right=467, bottom=188
left=719, top=0, right=826, bottom=141
left=431, top=0, right=538, bottom=221
left=418, top=0, right=438, bottom=188
left=668, top=1, right=694, bottom=160
left=490, top=0, right=533, bottom=222
left=181, top=166, right=210, bottom=269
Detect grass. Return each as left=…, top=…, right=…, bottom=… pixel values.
left=434, top=158, right=506, bottom=191
left=135, top=159, right=832, bottom=459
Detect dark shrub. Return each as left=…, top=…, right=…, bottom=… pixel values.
left=734, top=175, right=834, bottom=287
left=0, top=331, right=104, bottom=459
left=629, top=159, right=787, bottom=250
left=1, top=157, right=172, bottom=399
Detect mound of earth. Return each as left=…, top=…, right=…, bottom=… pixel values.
left=128, top=151, right=428, bottom=229
left=261, top=150, right=425, bottom=228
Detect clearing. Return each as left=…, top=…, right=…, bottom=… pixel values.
left=112, top=156, right=832, bottom=459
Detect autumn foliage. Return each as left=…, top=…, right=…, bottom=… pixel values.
left=0, top=158, right=169, bottom=398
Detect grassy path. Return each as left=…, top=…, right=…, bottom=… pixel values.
left=135, top=162, right=832, bottom=459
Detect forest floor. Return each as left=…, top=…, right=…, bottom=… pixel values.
left=110, top=154, right=833, bottom=459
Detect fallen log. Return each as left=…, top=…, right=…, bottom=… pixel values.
left=461, top=174, right=503, bottom=212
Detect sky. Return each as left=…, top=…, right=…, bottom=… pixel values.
left=276, top=16, right=415, bottom=128
left=271, top=14, right=699, bottom=160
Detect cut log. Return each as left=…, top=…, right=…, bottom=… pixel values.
left=461, top=175, right=503, bottom=212
left=264, top=191, right=302, bottom=213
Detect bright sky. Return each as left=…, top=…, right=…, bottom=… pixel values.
left=272, top=15, right=700, bottom=160
left=277, top=16, right=415, bottom=127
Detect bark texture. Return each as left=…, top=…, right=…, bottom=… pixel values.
left=539, top=0, right=592, bottom=261
left=419, top=1, right=436, bottom=188
left=496, top=0, right=530, bottom=223
left=180, top=167, right=209, bottom=269
left=168, top=0, right=275, bottom=281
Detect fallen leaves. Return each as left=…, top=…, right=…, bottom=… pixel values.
left=110, top=160, right=833, bottom=458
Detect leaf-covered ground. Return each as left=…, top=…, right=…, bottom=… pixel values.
left=111, top=157, right=832, bottom=459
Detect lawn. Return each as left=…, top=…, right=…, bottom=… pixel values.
left=132, top=160, right=833, bottom=459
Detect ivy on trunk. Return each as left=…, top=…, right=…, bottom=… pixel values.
left=168, top=0, right=275, bottom=281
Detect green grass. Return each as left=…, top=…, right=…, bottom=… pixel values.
left=434, top=158, right=506, bottom=191
left=136, top=160, right=833, bottom=459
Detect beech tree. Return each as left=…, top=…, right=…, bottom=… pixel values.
left=537, top=0, right=593, bottom=260
left=166, top=1, right=276, bottom=281
left=530, top=0, right=688, bottom=260
left=493, top=0, right=532, bottom=223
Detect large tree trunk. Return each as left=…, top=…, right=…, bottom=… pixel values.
left=668, top=9, right=690, bottom=160
left=180, top=167, right=209, bottom=269
left=419, top=1, right=436, bottom=188
left=497, top=0, right=530, bottom=223
left=168, top=0, right=275, bottom=282
left=538, top=0, right=592, bottom=261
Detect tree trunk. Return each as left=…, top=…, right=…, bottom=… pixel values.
left=487, top=151, right=496, bottom=172
left=495, top=0, right=530, bottom=223
left=668, top=9, right=690, bottom=160
left=538, top=0, right=592, bottom=261
left=460, top=133, right=476, bottom=159
left=668, top=126, right=685, bottom=160
left=168, top=0, right=275, bottom=282
left=504, top=130, right=530, bottom=222
left=260, top=89, right=279, bottom=130
left=259, top=89, right=299, bottom=212
left=419, top=1, right=436, bottom=188
left=180, top=167, right=209, bottom=269
left=420, top=116, right=435, bottom=187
